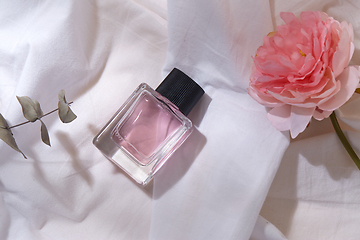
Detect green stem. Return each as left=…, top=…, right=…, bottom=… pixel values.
left=330, top=111, right=360, bottom=170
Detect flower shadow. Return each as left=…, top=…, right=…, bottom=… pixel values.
left=261, top=122, right=359, bottom=237
left=295, top=119, right=358, bottom=181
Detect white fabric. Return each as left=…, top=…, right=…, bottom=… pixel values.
left=150, top=1, right=288, bottom=240
left=0, top=1, right=359, bottom=240
left=250, top=216, right=287, bottom=240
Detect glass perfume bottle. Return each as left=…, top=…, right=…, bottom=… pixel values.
left=93, top=68, right=204, bottom=185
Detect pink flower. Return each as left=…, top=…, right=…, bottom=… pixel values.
left=248, top=11, right=359, bottom=138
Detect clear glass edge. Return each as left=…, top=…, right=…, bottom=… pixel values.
left=93, top=83, right=193, bottom=186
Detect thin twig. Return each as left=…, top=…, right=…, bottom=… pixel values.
left=8, top=120, right=31, bottom=129
left=9, top=101, right=73, bottom=129
left=330, top=111, right=360, bottom=170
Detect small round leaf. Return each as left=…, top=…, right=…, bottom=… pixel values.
left=17, top=96, right=43, bottom=122
left=0, top=114, right=27, bottom=158
left=40, top=120, right=51, bottom=146
left=58, top=90, right=77, bottom=123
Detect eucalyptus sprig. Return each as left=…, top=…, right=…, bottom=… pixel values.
left=0, top=90, right=77, bottom=159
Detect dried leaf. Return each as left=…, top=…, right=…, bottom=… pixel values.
left=0, top=114, right=27, bottom=158
left=16, top=96, right=43, bottom=122
left=58, top=89, right=66, bottom=101
left=40, top=120, right=51, bottom=146
left=58, top=90, right=77, bottom=123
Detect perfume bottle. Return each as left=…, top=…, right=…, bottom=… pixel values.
left=93, top=68, right=204, bottom=185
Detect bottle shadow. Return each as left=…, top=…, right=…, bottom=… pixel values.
left=152, top=127, right=207, bottom=199
left=89, top=93, right=211, bottom=198
left=151, top=94, right=211, bottom=198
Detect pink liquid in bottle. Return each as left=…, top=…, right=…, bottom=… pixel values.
left=94, top=68, right=204, bottom=185
left=112, top=92, right=182, bottom=165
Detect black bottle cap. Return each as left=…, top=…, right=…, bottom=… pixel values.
left=155, top=68, right=204, bottom=116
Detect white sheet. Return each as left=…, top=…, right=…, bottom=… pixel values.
left=0, top=0, right=359, bottom=240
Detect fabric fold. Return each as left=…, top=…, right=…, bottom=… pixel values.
left=149, top=1, right=290, bottom=239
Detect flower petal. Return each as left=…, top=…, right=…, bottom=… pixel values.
left=267, top=105, right=291, bottom=131
left=248, top=87, right=284, bottom=108
left=331, top=23, right=353, bottom=77
left=313, top=108, right=332, bottom=120
left=280, top=12, right=300, bottom=26
left=289, top=106, right=315, bottom=138
left=318, top=66, right=360, bottom=111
